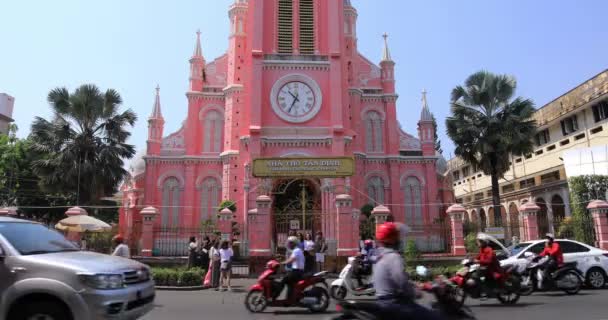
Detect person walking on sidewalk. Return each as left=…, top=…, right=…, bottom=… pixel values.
left=210, top=240, right=221, bottom=289
left=219, top=240, right=234, bottom=291
left=314, top=231, right=327, bottom=271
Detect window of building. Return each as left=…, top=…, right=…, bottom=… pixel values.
left=400, top=150, right=423, bottom=156
left=560, top=115, right=579, bottom=136
left=502, top=184, right=515, bottom=193
left=560, top=139, right=570, bottom=146
left=546, top=144, right=556, bottom=151
left=474, top=193, right=483, bottom=201
left=200, top=177, right=221, bottom=223
left=515, top=158, right=522, bottom=163
left=525, top=153, right=532, bottom=159
left=590, top=126, right=604, bottom=134
left=367, top=176, right=385, bottom=205
left=486, top=190, right=493, bottom=197
left=202, top=110, right=223, bottom=153
left=461, top=166, right=470, bottom=177
left=403, top=177, right=423, bottom=227
left=299, top=0, right=314, bottom=54
left=519, top=178, right=535, bottom=189
left=535, top=149, right=544, bottom=156
left=592, top=100, right=608, bottom=123
left=277, top=0, right=293, bottom=53
left=161, top=177, right=181, bottom=227
left=365, top=111, right=384, bottom=152
left=535, top=128, right=550, bottom=146
left=540, top=171, right=560, bottom=184
left=452, top=171, right=460, bottom=181
left=574, top=133, right=585, bottom=141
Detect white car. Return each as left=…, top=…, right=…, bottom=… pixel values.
left=501, top=239, right=608, bottom=289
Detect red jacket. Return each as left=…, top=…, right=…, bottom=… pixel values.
left=540, top=242, right=564, bottom=266
left=476, top=246, right=501, bottom=273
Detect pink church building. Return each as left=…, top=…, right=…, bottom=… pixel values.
left=120, top=0, right=453, bottom=259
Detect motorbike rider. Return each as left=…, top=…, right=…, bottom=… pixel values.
left=474, top=233, right=503, bottom=296
left=281, top=236, right=305, bottom=304
left=373, top=222, right=444, bottom=320
left=538, top=233, right=564, bottom=277
left=354, top=239, right=376, bottom=290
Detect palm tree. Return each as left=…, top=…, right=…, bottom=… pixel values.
left=30, top=84, right=137, bottom=206
left=446, top=71, right=536, bottom=227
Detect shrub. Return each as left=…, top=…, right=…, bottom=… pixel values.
left=218, top=200, right=237, bottom=213
left=569, top=175, right=608, bottom=245
left=151, top=267, right=206, bottom=287
left=406, top=264, right=462, bottom=281
left=465, top=233, right=478, bottom=253
left=403, top=239, right=421, bottom=261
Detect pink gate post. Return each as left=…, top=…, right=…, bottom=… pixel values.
left=0, top=207, right=17, bottom=217
left=520, top=203, right=541, bottom=241
left=372, top=205, right=391, bottom=235
left=247, top=195, right=272, bottom=257
left=140, top=206, right=159, bottom=257
left=336, top=194, right=358, bottom=256
left=587, top=200, right=608, bottom=250
left=446, top=204, right=467, bottom=255
left=218, top=207, right=234, bottom=241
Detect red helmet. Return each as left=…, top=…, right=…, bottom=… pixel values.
left=113, top=234, right=124, bottom=243
left=376, top=222, right=399, bottom=245
left=364, top=239, right=373, bottom=246
left=266, top=260, right=280, bottom=271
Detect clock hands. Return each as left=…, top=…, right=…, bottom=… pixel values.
left=287, top=89, right=300, bottom=114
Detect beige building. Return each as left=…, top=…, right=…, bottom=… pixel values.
left=0, top=93, right=15, bottom=135
left=448, top=69, right=608, bottom=239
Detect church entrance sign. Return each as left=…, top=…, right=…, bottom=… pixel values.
left=253, top=157, right=354, bottom=178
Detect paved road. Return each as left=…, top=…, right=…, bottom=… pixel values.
left=143, top=281, right=608, bottom=320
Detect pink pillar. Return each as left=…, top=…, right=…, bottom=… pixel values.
left=519, top=203, right=541, bottom=241
left=248, top=195, right=272, bottom=257
left=0, top=207, right=17, bottom=216
left=372, top=205, right=391, bottom=235
left=64, top=206, right=88, bottom=242
left=140, top=206, right=159, bottom=257
left=587, top=200, right=608, bottom=250
left=336, top=194, right=358, bottom=256
left=446, top=204, right=467, bottom=256
left=218, top=207, right=234, bottom=241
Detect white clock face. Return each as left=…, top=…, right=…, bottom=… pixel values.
left=270, top=74, right=322, bottom=123
left=277, top=81, right=315, bottom=118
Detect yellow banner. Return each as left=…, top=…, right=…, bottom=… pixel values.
left=252, top=157, right=355, bottom=177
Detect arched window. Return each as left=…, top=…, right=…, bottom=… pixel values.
left=403, top=177, right=423, bottom=227
left=161, top=177, right=181, bottom=227
left=366, top=176, right=385, bottom=205
left=365, top=111, right=383, bottom=152
left=200, top=177, right=221, bottom=222
left=202, top=110, right=223, bottom=153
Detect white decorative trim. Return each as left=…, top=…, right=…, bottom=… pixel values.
left=364, top=170, right=390, bottom=187
left=195, top=174, right=222, bottom=188
left=270, top=74, right=323, bottom=123
left=400, top=170, right=427, bottom=187
left=360, top=106, right=386, bottom=120
left=156, top=170, right=185, bottom=188
left=199, top=104, right=225, bottom=120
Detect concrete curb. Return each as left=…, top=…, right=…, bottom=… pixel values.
left=155, top=285, right=209, bottom=291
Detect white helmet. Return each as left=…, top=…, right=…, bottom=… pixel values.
left=287, top=236, right=299, bottom=245
left=476, top=233, right=490, bottom=243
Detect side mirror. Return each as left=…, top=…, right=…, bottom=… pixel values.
left=523, top=252, right=534, bottom=258
left=415, top=265, right=429, bottom=277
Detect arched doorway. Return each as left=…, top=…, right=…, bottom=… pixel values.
left=551, top=194, right=566, bottom=237
left=508, top=202, right=520, bottom=240
left=536, top=197, right=549, bottom=236
left=272, top=178, right=322, bottom=252
left=479, top=208, right=487, bottom=231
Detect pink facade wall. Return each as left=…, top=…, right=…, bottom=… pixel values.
left=120, top=0, right=453, bottom=255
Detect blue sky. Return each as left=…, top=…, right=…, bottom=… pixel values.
left=1, top=0, right=606, bottom=160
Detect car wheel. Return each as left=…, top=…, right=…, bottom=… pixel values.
left=586, top=268, right=607, bottom=289
left=11, top=300, right=72, bottom=320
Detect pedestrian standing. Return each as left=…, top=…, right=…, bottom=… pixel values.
left=111, top=234, right=130, bottom=258
left=297, top=232, right=305, bottom=250
left=210, top=240, right=221, bottom=289
left=187, top=236, right=198, bottom=269
left=314, top=231, right=327, bottom=271
left=200, top=236, right=210, bottom=270
left=219, top=240, right=234, bottom=291
left=303, top=232, right=315, bottom=273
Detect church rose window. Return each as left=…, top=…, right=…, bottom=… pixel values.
left=367, top=176, right=385, bottom=205
left=403, top=177, right=423, bottom=227
left=161, top=177, right=181, bottom=227
left=365, top=111, right=384, bottom=152
left=200, top=177, right=221, bottom=222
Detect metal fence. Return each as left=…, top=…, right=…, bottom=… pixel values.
left=152, top=227, right=219, bottom=256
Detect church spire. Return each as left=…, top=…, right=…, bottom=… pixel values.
left=193, top=29, right=203, bottom=57
left=420, top=89, right=433, bottom=121
left=381, top=33, right=392, bottom=62
left=151, top=85, right=163, bottom=119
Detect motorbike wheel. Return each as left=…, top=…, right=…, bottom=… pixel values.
left=244, top=290, right=268, bottom=313
left=452, top=286, right=467, bottom=308
left=519, top=275, right=534, bottom=296
left=330, top=285, right=347, bottom=300
left=497, top=275, right=521, bottom=305
left=561, top=270, right=582, bottom=295
left=308, top=287, right=331, bottom=313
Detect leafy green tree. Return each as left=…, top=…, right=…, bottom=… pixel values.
left=431, top=114, right=443, bottom=154
left=446, top=71, right=536, bottom=224
left=568, top=175, right=608, bottom=244
left=218, top=200, right=237, bottom=212
left=30, top=84, right=137, bottom=207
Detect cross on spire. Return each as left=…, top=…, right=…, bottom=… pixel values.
left=151, top=85, right=163, bottom=119
left=381, top=33, right=392, bottom=62
left=193, top=29, right=203, bottom=57
left=420, top=89, right=433, bottom=121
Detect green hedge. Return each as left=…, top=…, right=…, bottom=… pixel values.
left=405, top=264, right=462, bottom=281
left=151, top=267, right=206, bottom=287
left=568, top=175, right=608, bottom=245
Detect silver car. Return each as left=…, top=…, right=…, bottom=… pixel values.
left=0, top=216, right=155, bottom=320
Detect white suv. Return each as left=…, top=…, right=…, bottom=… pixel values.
left=502, top=239, right=608, bottom=289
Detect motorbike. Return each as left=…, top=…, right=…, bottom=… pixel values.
left=450, top=258, right=521, bottom=305
left=501, top=251, right=536, bottom=296
left=244, top=259, right=330, bottom=313
left=330, top=266, right=476, bottom=320
left=520, top=252, right=583, bottom=295
left=331, top=256, right=375, bottom=300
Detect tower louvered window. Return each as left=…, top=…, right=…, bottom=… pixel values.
left=299, top=0, right=314, bottom=54
left=277, top=0, right=293, bottom=53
